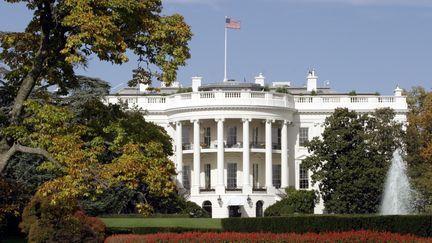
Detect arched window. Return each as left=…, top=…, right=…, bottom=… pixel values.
left=256, top=201, right=264, bottom=217
left=202, top=200, right=212, bottom=218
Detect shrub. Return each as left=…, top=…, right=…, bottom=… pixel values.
left=104, top=230, right=432, bottom=243
left=180, top=201, right=209, bottom=218
left=221, top=215, right=432, bottom=237
left=264, top=187, right=318, bottom=216
left=20, top=195, right=105, bottom=242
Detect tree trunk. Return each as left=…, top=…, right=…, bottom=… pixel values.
left=1, top=1, right=53, bottom=172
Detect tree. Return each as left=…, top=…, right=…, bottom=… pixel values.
left=0, top=0, right=192, bottom=172
left=302, top=108, right=403, bottom=214
left=405, top=87, right=432, bottom=212
left=264, top=187, right=318, bottom=216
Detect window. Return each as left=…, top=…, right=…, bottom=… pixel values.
left=204, top=163, right=211, bottom=189
left=299, top=164, right=309, bottom=189
left=252, top=127, right=259, bottom=147
left=253, top=164, right=259, bottom=188
left=272, top=164, right=281, bottom=189
left=272, top=127, right=281, bottom=149
left=203, top=127, right=211, bottom=148
left=256, top=201, right=263, bottom=217
left=227, top=127, right=237, bottom=147
left=227, top=163, right=237, bottom=189
left=299, top=127, right=309, bottom=146
left=182, top=127, right=190, bottom=149
left=182, top=165, right=191, bottom=189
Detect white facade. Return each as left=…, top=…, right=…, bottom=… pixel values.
left=106, top=72, right=407, bottom=218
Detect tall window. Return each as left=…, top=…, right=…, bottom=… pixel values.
left=227, top=163, right=237, bottom=189
left=272, top=164, right=281, bottom=188
left=299, top=164, right=309, bottom=189
left=204, top=127, right=211, bottom=148
left=252, top=127, right=259, bottom=146
left=204, top=163, right=211, bottom=189
left=299, top=127, right=309, bottom=146
left=253, top=164, right=259, bottom=188
left=182, top=165, right=191, bottom=189
left=182, top=127, right=190, bottom=149
left=227, top=126, right=237, bottom=147
left=272, top=127, right=281, bottom=149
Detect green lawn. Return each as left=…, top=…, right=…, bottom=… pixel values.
left=99, top=218, right=222, bottom=229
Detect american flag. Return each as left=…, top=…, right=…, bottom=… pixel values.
left=225, top=18, right=241, bottom=29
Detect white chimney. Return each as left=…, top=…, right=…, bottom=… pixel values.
left=255, top=73, right=265, bottom=86
left=139, top=83, right=149, bottom=92
left=192, top=76, right=202, bottom=92
left=306, top=69, right=317, bottom=92
left=394, top=85, right=403, bottom=97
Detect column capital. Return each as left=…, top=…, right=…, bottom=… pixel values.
left=265, top=119, right=275, bottom=124
left=190, top=119, right=200, bottom=124
left=281, top=120, right=292, bottom=125
left=215, top=118, right=225, bottom=122
left=175, top=120, right=183, bottom=126
left=242, top=118, right=252, bottom=123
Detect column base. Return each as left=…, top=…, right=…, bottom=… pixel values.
left=266, top=186, right=276, bottom=195
left=215, top=185, right=225, bottom=194
left=242, top=184, right=253, bottom=195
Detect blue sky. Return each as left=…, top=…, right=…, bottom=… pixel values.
left=1, top=0, right=431, bottom=94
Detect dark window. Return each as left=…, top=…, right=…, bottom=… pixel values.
left=272, top=164, right=281, bottom=189
left=205, top=163, right=211, bottom=189
left=299, top=127, right=309, bottom=146
left=227, top=127, right=237, bottom=147
left=252, top=127, right=259, bottom=146
left=299, top=164, right=309, bottom=189
left=204, top=127, right=211, bottom=148
left=202, top=201, right=212, bottom=218
left=227, top=163, right=237, bottom=189
left=256, top=201, right=264, bottom=217
left=182, top=165, right=191, bottom=189
left=253, top=164, right=259, bottom=189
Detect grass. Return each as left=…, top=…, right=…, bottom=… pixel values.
left=99, top=218, right=222, bottom=230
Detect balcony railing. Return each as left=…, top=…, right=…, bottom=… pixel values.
left=106, top=91, right=295, bottom=111
left=182, top=141, right=281, bottom=150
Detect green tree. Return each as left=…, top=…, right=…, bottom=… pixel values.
left=0, top=0, right=192, bottom=172
left=405, top=87, right=432, bottom=212
left=264, top=187, right=318, bottom=216
left=302, top=108, right=403, bottom=214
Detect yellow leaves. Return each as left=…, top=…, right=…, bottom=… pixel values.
left=136, top=202, right=154, bottom=216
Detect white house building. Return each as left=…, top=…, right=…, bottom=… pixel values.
left=105, top=70, right=407, bottom=218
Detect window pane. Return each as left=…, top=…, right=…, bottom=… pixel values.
left=227, top=163, right=237, bottom=189
left=204, top=127, right=211, bottom=147
left=272, top=164, right=281, bottom=189
left=182, top=165, right=191, bottom=189
left=205, top=163, right=211, bottom=189
left=227, top=127, right=237, bottom=147
left=253, top=164, right=259, bottom=188
left=182, top=127, right=190, bottom=148
left=299, top=164, right=309, bottom=189
left=299, top=127, right=309, bottom=146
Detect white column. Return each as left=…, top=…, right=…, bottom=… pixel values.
left=176, top=121, right=183, bottom=188
left=216, top=118, right=225, bottom=194
left=192, top=119, right=200, bottom=194
left=281, top=120, right=289, bottom=188
left=265, top=119, right=273, bottom=189
left=242, top=118, right=251, bottom=194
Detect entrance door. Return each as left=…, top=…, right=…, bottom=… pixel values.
left=228, top=206, right=242, bottom=217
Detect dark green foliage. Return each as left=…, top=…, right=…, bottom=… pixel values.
left=180, top=201, right=209, bottom=218
left=176, top=87, right=192, bottom=93
left=264, top=187, right=318, bottom=216
left=275, top=87, right=290, bottom=94
left=302, top=108, right=403, bottom=214
left=221, top=215, right=432, bottom=237
left=20, top=195, right=105, bottom=243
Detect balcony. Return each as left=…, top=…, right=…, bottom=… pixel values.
left=106, top=91, right=294, bottom=111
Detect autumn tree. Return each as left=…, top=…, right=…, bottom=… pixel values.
left=302, top=108, right=403, bottom=214
left=0, top=0, right=192, bottom=172
left=405, top=87, right=432, bottom=212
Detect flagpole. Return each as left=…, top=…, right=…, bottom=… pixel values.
left=224, top=18, right=228, bottom=82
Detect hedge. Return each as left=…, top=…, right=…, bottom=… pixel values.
left=221, top=215, right=432, bottom=237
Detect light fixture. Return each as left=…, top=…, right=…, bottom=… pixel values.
left=217, top=195, right=223, bottom=207
left=247, top=195, right=253, bottom=208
